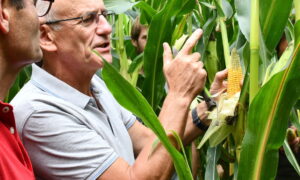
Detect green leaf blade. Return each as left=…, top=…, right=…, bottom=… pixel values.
left=238, top=21, right=300, bottom=180
left=104, top=0, right=138, bottom=14
left=142, top=0, right=196, bottom=110
left=283, top=140, right=300, bottom=176
left=260, top=0, right=293, bottom=51
left=101, top=60, right=193, bottom=180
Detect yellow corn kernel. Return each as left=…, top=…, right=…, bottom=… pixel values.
left=227, top=48, right=243, bottom=97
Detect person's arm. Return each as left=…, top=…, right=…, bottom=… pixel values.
left=129, top=66, right=229, bottom=155
left=183, top=69, right=228, bottom=144
left=98, top=29, right=206, bottom=180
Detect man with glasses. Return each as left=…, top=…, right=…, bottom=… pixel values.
left=0, top=0, right=53, bottom=179
left=11, top=0, right=226, bottom=179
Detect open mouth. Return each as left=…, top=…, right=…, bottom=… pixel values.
left=93, top=42, right=111, bottom=54
left=99, top=42, right=110, bottom=48
left=95, top=42, right=110, bottom=49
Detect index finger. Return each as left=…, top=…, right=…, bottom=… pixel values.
left=215, top=69, right=228, bottom=82
left=179, top=29, right=203, bottom=55
left=163, top=42, right=173, bottom=65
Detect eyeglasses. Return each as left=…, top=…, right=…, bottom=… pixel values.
left=35, top=0, right=54, bottom=17
left=45, top=10, right=115, bottom=27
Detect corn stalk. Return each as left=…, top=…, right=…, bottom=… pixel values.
left=216, top=0, right=230, bottom=68
left=296, top=0, right=300, bottom=21
left=115, top=14, right=131, bottom=81
left=249, top=0, right=260, bottom=102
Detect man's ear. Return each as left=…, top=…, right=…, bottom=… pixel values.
left=40, top=24, right=57, bottom=52
left=0, top=0, right=10, bottom=34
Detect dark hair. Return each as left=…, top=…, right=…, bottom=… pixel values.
left=9, top=0, right=24, bottom=10
left=131, top=16, right=147, bottom=41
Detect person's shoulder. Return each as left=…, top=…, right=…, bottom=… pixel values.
left=12, top=81, right=42, bottom=106
left=11, top=80, right=62, bottom=114
left=11, top=81, right=36, bottom=109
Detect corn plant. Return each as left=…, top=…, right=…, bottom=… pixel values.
left=103, top=0, right=300, bottom=179
left=6, top=0, right=300, bottom=179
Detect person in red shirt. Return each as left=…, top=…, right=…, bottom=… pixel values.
left=0, top=0, right=54, bottom=179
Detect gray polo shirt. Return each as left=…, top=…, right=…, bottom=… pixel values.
left=11, top=64, right=136, bottom=180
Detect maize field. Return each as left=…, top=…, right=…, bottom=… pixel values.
left=7, top=0, right=300, bottom=179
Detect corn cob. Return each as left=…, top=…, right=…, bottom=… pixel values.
left=227, top=48, right=243, bottom=97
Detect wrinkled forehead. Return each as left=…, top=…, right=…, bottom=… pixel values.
left=53, top=0, right=105, bottom=17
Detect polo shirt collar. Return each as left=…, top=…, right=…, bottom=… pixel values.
left=30, top=64, right=91, bottom=109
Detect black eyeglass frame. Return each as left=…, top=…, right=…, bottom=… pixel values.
left=36, top=0, right=55, bottom=17
left=45, top=10, right=115, bottom=25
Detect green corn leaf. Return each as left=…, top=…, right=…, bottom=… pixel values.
left=235, top=0, right=250, bottom=41
left=221, top=0, right=233, bottom=19
left=205, top=146, right=221, bottom=180
left=290, top=109, right=300, bottom=130
left=145, top=0, right=164, bottom=11
left=149, top=137, right=160, bottom=158
left=237, top=20, right=300, bottom=180
left=6, top=74, right=20, bottom=102
left=214, top=0, right=225, bottom=18
left=197, top=117, right=222, bottom=149
left=209, top=125, right=234, bottom=147
left=232, top=66, right=250, bottom=148
left=262, top=61, right=275, bottom=85
left=198, top=89, right=240, bottom=149
left=170, top=130, right=191, bottom=170
left=283, top=140, right=300, bottom=176
left=104, top=0, right=137, bottom=14
left=271, top=43, right=294, bottom=76
left=260, top=0, right=293, bottom=52
left=205, top=41, right=219, bottom=85
left=196, top=10, right=217, bottom=63
left=101, top=59, right=193, bottom=180
left=171, top=16, right=189, bottom=45
left=128, top=53, right=144, bottom=74
left=198, top=107, right=236, bottom=149
left=200, top=2, right=216, bottom=10
left=142, top=0, right=196, bottom=111
left=135, top=1, right=157, bottom=24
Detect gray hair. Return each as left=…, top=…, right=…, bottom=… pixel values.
left=46, top=10, right=62, bottom=31
left=38, top=3, right=62, bottom=30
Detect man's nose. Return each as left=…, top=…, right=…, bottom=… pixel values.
left=96, top=16, right=112, bottom=35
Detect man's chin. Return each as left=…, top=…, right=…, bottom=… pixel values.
left=21, top=49, right=43, bottom=66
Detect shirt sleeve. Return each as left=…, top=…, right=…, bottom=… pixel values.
left=119, top=106, right=136, bottom=129
left=23, top=110, right=118, bottom=180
